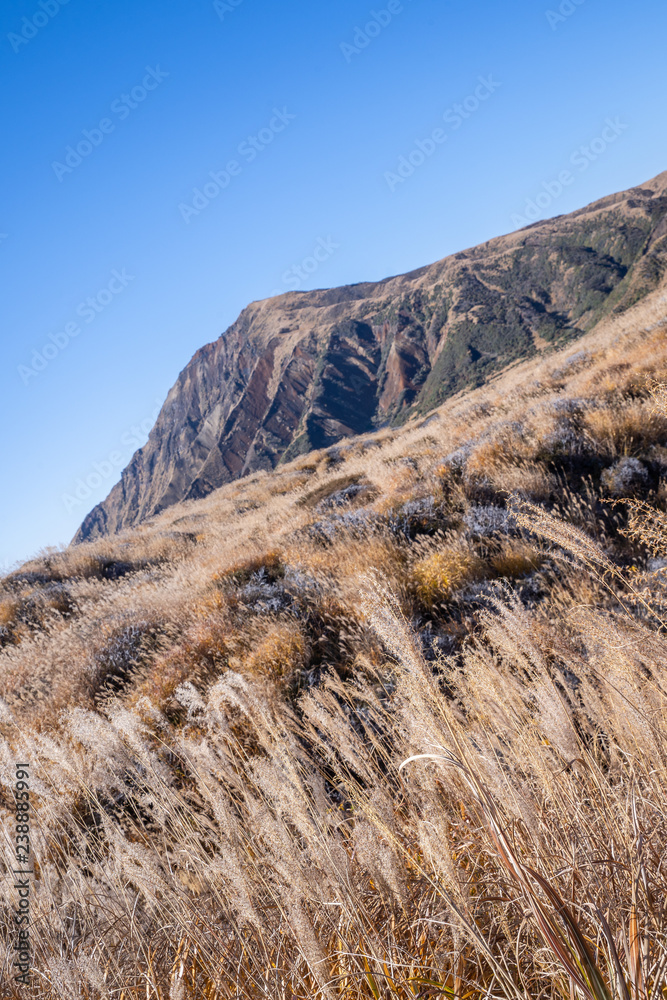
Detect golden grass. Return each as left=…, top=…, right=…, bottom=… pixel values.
left=0, top=596, right=19, bottom=629
left=236, top=620, right=308, bottom=681
left=490, top=538, right=543, bottom=578
left=411, top=544, right=484, bottom=606
left=0, top=287, right=667, bottom=996
left=485, top=461, right=556, bottom=502
left=584, top=398, right=667, bottom=458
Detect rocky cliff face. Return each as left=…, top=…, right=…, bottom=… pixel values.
left=76, top=171, right=667, bottom=541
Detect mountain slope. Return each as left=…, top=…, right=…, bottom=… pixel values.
left=76, top=170, right=667, bottom=541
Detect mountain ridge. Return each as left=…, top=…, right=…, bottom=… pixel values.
left=75, top=170, right=667, bottom=541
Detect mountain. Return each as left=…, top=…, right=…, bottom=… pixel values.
left=76, top=171, right=667, bottom=541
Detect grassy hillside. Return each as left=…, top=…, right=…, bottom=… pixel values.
left=76, top=174, right=667, bottom=541
left=2, top=291, right=667, bottom=997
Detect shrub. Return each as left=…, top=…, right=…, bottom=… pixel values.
left=297, top=474, right=364, bottom=510
left=88, top=617, right=164, bottom=704
left=601, top=455, right=650, bottom=496
left=307, top=509, right=385, bottom=545
left=411, top=543, right=484, bottom=606
left=490, top=539, right=543, bottom=578
left=0, top=596, right=19, bottom=643
left=464, top=503, right=515, bottom=537
left=488, top=461, right=556, bottom=502
left=464, top=423, right=534, bottom=478
left=240, top=620, right=308, bottom=681
left=215, top=550, right=284, bottom=586
left=584, top=397, right=667, bottom=458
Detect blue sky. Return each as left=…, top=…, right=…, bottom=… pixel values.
left=1, top=0, right=666, bottom=571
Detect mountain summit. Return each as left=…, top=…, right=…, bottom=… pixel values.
left=76, top=171, right=667, bottom=541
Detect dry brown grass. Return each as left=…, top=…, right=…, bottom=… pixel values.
left=236, top=619, right=308, bottom=681
left=1, top=287, right=667, bottom=996
left=410, top=542, right=484, bottom=606
left=584, top=398, right=667, bottom=458
left=490, top=538, right=543, bottom=578
left=485, top=461, right=556, bottom=502
left=0, top=596, right=19, bottom=630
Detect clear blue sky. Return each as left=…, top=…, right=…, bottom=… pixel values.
left=1, top=0, right=666, bottom=571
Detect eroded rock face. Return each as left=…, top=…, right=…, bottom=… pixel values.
left=76, top=172, right=667, bottom=541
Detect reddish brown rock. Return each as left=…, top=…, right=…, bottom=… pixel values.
left=76, top=172, right=667, bottom=541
